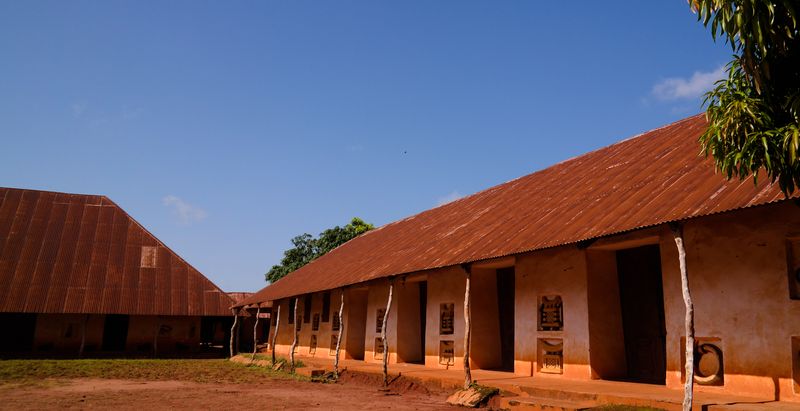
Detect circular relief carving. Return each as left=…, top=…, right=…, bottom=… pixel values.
left=694, top=343, right=723, bottom=385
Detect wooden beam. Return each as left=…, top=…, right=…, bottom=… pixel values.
left=290, top=297, right=299, bottom=372
left=251, top=306, right=261, bottom=362
left=382, top=278, right=394, bottom=386
left=670, top=222, right=694, bottom=411
left=334, top=289, right=345, bottom=378
left=229, top=308, right=239, bottom=358
left=271, top=304, right=280, bottom=364
left=462, top=263, right=473, bottom=389
left=78, top=314, right=88, bottom=358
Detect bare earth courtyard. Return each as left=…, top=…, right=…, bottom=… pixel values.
left=0, top=359, right=451, bottom=410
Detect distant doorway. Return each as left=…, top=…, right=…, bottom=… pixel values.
left=616, top=245, right=667, bottom=384
left=470, top=265, right=515, bottom=371
left=345, top=289, right=368, bottom=360
left=0, top=313, right=36, bottom=353
left=102, top=315, right=129, bottom=352
left=397, top=280, right=426, bottom=364
left=496, top=267, right=515, bottom=371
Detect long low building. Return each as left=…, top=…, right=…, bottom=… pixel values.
left=0, top=188, right=236, bottom=357
left=236, top=114, right=800, bottom=401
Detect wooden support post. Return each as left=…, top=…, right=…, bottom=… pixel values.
left=271, top=304, right=281, bottom=364
left=334, top=288, right=345, bottom=378
left=462, top=264, right=472, bottom=389
left=382, top=278, right=394, bottom=387
left=78, top=314, right=88, bottom=358
left=251, top=305, right=261, bottom=362
left=671, top=222, right=694, bottom=411
left=153, top=317, right=160, bottom=358
left=290, top=297, right=299, bottom=372
left=229, top=308, right=239, bottom=358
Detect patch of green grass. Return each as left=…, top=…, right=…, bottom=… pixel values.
left=590, top=405, right=666, bottom=411
left=0, top=359, right=307, bottom=386
left=245, top=354, right=305, bottom=369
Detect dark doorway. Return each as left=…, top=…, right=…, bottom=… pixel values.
left=496, top=267, right=515, bottom=371
left=418, top=281, right=427, bottom=364
left=345, top=289, right=368, bottom=360
left=0, top=313, right=36, bottom=353
left=616, top=245, right=667, bottom=385
left=102, top=315, right=130, bottom=351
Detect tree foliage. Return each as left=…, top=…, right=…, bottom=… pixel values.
left=693, top=0, right=800, bottom=194
left=265, top=217, right=374, bottom=283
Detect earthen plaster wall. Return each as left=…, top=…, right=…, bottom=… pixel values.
left=514, top=246, right=591, bottom=378
left=659, top=201, right=800, bottom=401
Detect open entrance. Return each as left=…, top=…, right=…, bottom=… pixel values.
left=396, top=280, right=427, bottom=364
left=471, top=265, right=515, bottom=371
left=616, top=245, right=667, bottom=384
left=344, top=288, right=368, bottom=360
left=497, top=267, right=515, bottom=371
left=0, top=313, right=36, bottom=354
left=102, top=314, right=129, bottom=352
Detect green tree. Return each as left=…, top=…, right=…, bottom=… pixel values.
left=265, top=217, right=374, bottom=283
left=693, top=0, right=800, bottom=194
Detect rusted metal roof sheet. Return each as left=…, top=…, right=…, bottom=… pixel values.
left=239, top=115, right=791, bottom=307
left=0, top=188, right=234, bottom=316
left=227, top=292, right=253, bottom=305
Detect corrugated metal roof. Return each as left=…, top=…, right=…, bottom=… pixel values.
left=227, top=292, right=253, bottom=305
left=238, top=115, right=791, bottom=307
left=0, top=188, right=234, bottom=316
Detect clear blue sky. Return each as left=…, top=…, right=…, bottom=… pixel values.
left=1, top=1, right=730, bottom=292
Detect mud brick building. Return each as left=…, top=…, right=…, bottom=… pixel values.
left=0, top=188, right=235, bottom=357
left=236, top=115, right=800, bottom=401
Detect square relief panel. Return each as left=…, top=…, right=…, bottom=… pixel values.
left=329, top=334, right=338, bottom=356
left=309, top=334, right=317, bottom=355
left=440, top=303, right=454, bottom=335
left=374, top=337, right=385, bottom=360
left=538, top=338, right=563, bottom=374
left=376, top=309, right=386, bottom=333
left=538, top=295, right=563, bottom=331
left=312, top=313, right=320, bottom=331
left=439, top=340, right=455, bottom=366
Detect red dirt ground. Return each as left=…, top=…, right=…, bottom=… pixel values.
left=0, top=374, right=452, bottom=410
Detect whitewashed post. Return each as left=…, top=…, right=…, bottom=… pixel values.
left=671, top=222, right=694, bottom=411
left=334, top=289, right=345, bottom=378
left=290, top=297, right=299, bottom=372
left=78, top=314, right=88, bottom=358
left=251, top=305, right=261, bottom=361
left=382, top=278, right=394, bottom=386
left=462, top=264, right=473, bottom=389
left=271, top=304, right=281, bottom=364
left=153, top=318, right=160, bottom=358
left=229, top=308, right=239, bottom=358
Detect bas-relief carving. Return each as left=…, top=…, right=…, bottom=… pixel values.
left=332, top=313, right=340, bottom=331
left=376, top=309, right=386, bottom=334
left=440, top=303, right=454, bottom=335
left=374, top=337, right=384, bottom=359
left=538, top=295, right=563, bottom=331
left=329, top=334, right=338, bottom=356
left=694, top=341, right=724, bottom=386
left=309, top=334, right=317, bottom=355
left=538, top=339, right=563, bottom=374
left=439, top=340, right=455, bottom=366
left=312, top=313, right=320, bottom=331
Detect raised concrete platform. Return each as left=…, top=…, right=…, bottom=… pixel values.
left=283, top=353, right=800, bottom=410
